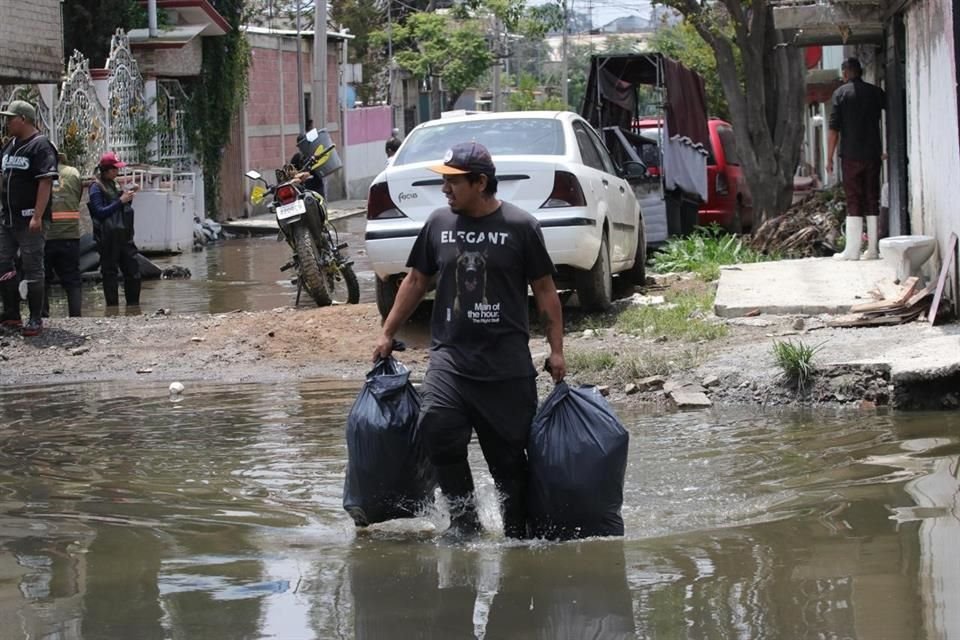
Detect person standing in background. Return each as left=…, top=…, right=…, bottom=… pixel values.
left=44, top=153, right=83, bottom=317
left=0, top=100, right=58, bottom=336
left=87, top=152, right=141, bottom=309
left=827, top=57, right=886, bottom=261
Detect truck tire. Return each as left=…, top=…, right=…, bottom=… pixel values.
left=576, top=234, right=613, bottom=311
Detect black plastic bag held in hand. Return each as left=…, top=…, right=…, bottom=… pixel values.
left=343, top=356, right=436, bottom=526
left=528, top=382, right=629, bottom=540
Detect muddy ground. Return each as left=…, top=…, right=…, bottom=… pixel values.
left=1, top=274, right=937, bottom=410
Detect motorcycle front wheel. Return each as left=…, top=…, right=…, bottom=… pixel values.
left=325, top=261, right=360, bottom=305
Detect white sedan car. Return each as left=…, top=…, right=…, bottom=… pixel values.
left=365, top=111, right=646, bottom=318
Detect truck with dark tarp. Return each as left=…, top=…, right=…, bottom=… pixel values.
left=581, top=53, right=710, bottom=245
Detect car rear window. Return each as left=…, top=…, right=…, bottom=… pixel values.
left=717, top=125, right=740, bottom=165
left=394, top=118, right=565, bottom=165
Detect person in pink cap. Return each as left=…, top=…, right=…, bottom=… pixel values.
left=87, top=152, right=141, bottom=309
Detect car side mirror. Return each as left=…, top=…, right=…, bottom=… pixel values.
left=622, top=161, right=647, bottom=180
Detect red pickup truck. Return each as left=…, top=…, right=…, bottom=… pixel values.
left=700, top=118, right=752, bottom=233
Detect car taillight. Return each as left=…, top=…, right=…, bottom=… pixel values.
left=367, top=181, right=405, bottom=219
left=540, top=171, right=587, bottom=208
left=715, top=172, right=729, bottom=196
left=276, top=184, right=298, bottom=205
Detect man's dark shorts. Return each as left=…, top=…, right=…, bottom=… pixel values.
left=841, top=157, right=881, bottom=218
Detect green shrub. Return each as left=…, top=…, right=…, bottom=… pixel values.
left=651, top=225, right=772, bottom=281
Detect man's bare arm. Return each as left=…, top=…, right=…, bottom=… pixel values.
left=373, top=269, right=431, bottom=360
left=531, top=274, right=565, bottom=383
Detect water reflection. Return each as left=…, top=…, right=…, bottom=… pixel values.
left=0, top=382, right=957, bottom=639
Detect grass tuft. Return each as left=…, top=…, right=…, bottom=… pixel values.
left=651, top=225, right=773, bottom=281
left=565, top=346, right=706, bottom=383
left=772, top=339, right=825, bottom=391
left=615, top=289, right=727, bottom=341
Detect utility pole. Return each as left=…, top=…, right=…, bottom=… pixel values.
left=561, top=0, right=568, bottom=107
left=492, top=17, right=502, bottom=112
left=387, top=0, right=396, bottom=128
left=147, top=0, right=158, bottom=37
left=296, top=2, right=305, bottom=132
left=313, top=0, right=328, bottom=131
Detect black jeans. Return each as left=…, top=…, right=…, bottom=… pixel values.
left=417, top=368, right=538, bottom=538
left=44, top=239, right=82, bottom=288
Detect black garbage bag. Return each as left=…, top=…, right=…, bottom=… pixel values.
left=528, top=382, right=629, bottom=540
left=343, top=357, right=436, bottom=526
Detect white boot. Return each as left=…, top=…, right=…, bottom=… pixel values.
left=862, top=215, right=879, bottom=259
left=834, top=216, right=862, bottom=261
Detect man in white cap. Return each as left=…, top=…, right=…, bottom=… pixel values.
left=0, top=100, right=58, bottom=336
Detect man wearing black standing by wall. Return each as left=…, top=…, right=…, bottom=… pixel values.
left=373, top=142, right=566, bottom=540
left=828, top=57, right=886, bottom=261
left=0, top=100, right=58, bottom=336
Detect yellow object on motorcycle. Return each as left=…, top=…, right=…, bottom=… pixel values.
left=250, top=185, right=267, bottom=205
left=310, top=143, right=336, bottom=172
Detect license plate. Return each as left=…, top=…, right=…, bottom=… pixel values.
left=276, top=200, right=306, bottom=220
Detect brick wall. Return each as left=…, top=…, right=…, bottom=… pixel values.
left=0, top=0, right=63, bottom=83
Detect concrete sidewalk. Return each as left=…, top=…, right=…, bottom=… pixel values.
left=220, top=198, right=366, bottom=235
left=714, top=257, right=893, bottom=317
left=712, top=256, right=960, bottom=399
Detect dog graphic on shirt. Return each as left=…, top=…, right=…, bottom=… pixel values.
left=453, top=248, right=487, bottom=316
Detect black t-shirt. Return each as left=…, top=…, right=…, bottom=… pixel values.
left=829, top=78, right=886, bottom=161
left=1, top=132, right=58, bottom=227
left=406, top=201, right=555, bottom=380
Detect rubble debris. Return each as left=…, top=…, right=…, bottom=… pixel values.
left=828, top=278, right=934, bottom=328
left=749, top=187, right=845, bottom=258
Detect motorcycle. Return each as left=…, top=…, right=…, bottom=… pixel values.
left=245, top=138, right=360, bottom=307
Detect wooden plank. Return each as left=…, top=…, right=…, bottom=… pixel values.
left=850, top=276, right=919, bottom=312
left=929, top=233, right=958, bottom=326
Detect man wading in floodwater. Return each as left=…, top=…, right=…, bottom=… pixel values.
left=373, top=142, right=566, bottom=539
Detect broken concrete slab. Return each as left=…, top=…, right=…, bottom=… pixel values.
left=669, top=388, right=713, bottom=409
left=715, top=257, right=893, bottom=318
left=636, top=375, right=666, bottom=392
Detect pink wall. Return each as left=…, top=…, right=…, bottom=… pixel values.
left=346, top=106, right=392, bottom=146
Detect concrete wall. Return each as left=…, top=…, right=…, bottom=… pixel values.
left=905, top=0, right=960, bottom=278
left=0, top=0, right=62, bottom=83
left=344, top=106, right=392, bottom=199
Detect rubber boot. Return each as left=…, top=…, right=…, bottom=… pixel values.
left=863, top=216, right=879, bottom=259
left=22, top=280, right=45, bottom=336
left=0, top=279, right=21, bottom=326
left=435, top=461, right=482, bottom=539
left=834, top=216, right=862, bottom=261
left=124, top=278, right=141, bottom=306
left=66, top=286, right=82, bottom=317
left=102, top=275, right=120, bottom=307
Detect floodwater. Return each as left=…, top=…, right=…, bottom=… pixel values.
left=45, top=216, right=375, bottom=317
left=1, top=380, right=958, bottom=639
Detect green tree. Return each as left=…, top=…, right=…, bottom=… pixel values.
left=382, top=0, right=563, bottom=118
left=507, top=73, right=566, bottom=111
left=62, top=1, right=148, bottom=67
left=390, top=12, right=493, bottom=115
left=650, top=20, right=732, bottom=120
left=186, top=0, right=250, bottom=218
left=657, top=0, right=805, bottom=222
